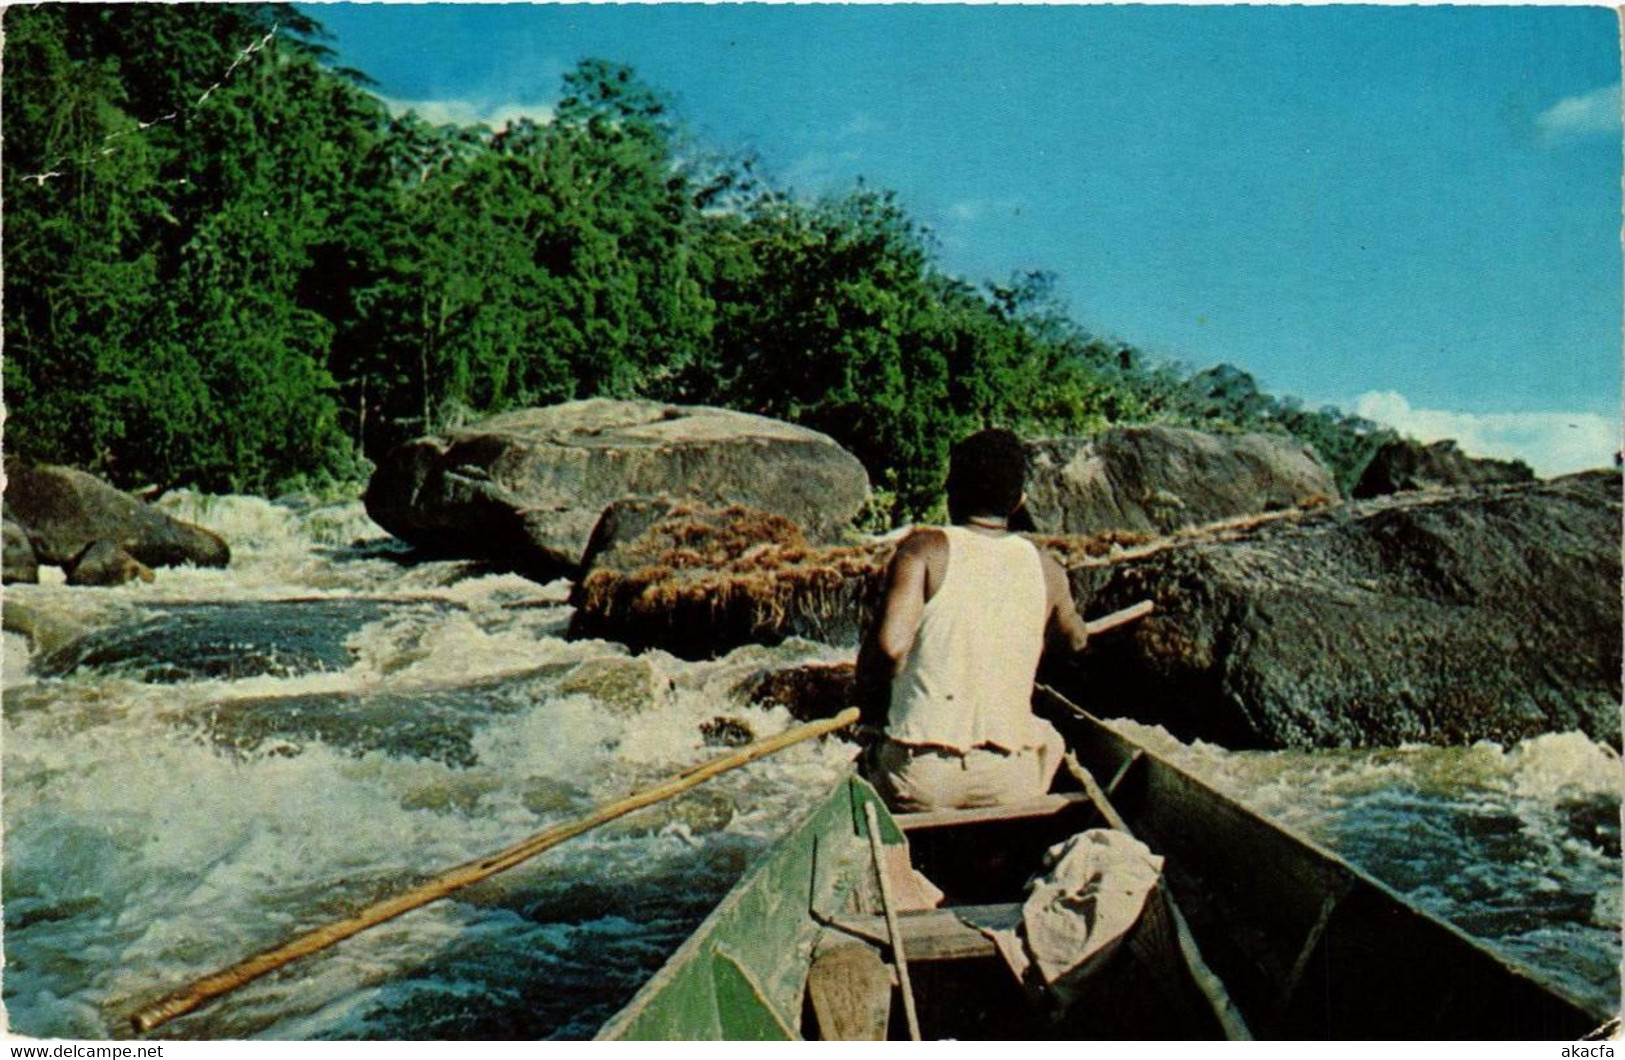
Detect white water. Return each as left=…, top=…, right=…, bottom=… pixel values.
left=2, top=495, right=1618, bottom=1037
left=2, top=496, right=856, bottom=1039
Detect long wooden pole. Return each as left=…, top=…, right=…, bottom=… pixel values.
left=131, top=706, right=861, bottom=1034
left=1084, top=599, right=1154, bottom=637
left=863, top=801, right=922, bottom=1042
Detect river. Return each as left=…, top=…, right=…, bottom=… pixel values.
left=2, top=494, right=1618, bottom=1038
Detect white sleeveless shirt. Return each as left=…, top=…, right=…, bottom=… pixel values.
left=886, top=526, right=1050, bottom=753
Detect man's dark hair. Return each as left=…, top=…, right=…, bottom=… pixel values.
left=945, top=428, right=1026, bottom=521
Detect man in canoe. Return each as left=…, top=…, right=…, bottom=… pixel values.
left=856, top=428, right=1091, bottom=812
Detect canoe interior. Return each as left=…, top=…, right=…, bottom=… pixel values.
left=893, top=803, right=1230, bottom=1041
left=598, top=695, right=1610, bottom=1040
left=598, top=767, right=1226, bottom=1040
left=1044, top=688, right=1610, bottom=1039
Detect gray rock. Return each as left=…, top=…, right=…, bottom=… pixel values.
left=1050, top=472, right=1622, bottom=750
left=39, top=599, right=409, bottom=682
left=1024, top=426, right=1338, bottom=536
left=65, top=541, right=154, bottom=587
left=363, top=399, right=871, bottom=578
left=554, top=656, right=664, bottom=716
left=4, top=518, right=38, bottom=583
left=736, top=661, right=857, bottom=722
left=5, top=465, right=230, bottom=569
left=578, top=497, right=687, bottom=575
left=1352, top=437, right=1537, bottom=498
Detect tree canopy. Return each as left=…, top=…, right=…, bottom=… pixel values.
left=2, top=2, right=1391, bottom=513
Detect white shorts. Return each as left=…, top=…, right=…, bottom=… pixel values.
left=868, top=717, right=1066, bottom=812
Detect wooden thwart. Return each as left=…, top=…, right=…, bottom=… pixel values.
left=825, top=903, right=1023, bottom=962
left=894, top=791, right=1090, bottom=832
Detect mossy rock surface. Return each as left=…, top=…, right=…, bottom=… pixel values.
left=556, top=657, right=665, bottom=716
left=570, top=503, right=889, bottom=659
left=737, top=662, right=856, bottom=722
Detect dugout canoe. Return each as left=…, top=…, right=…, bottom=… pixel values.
left=596, top=690, right=1612, bottom=1040
left=1040, top=686, right=1612, bottom=1040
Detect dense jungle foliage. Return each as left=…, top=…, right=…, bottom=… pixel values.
left=3, top=3, right=1392, bottom=518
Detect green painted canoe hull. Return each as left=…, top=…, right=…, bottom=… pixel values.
left=595, top=774, right=900, bottom=1041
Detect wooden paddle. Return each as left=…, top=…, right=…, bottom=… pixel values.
left=131, top=706, right=861, bottom=1034
left=1083, top=599, right=1154, bottom=637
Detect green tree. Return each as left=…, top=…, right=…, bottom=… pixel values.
left=3, top=4, right=173, bottom=478
left=3, top=3, right=381, bottom=492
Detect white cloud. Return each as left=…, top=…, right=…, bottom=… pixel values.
left=381, top=96, right=554, bottom=130
left=1353, top=391, right=1618, bottom=477
left=946, top=197, right=1022, bottom=224
left=835, top=112, right=881, bottom=140
left=1535, top=83, right=1621, bottom=140
left=775, top=113, right=886, bottom=192
left=782, top=148, right=863, bottom=191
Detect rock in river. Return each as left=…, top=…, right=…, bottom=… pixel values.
left=5, top=464, right=230, bottom=570
left=569, top=503, right=889, bottom=659
left=363, top=399, right=872, bottom=579
left=1023, top=425, right=1337, bottom=536
left=4, top=518, right=38, bottom=584
left=1352, top=437, right=1537, bottom=499
left=64, top=542, right=154, bottom=587
left=1050, top=472, right=1623, bottom=750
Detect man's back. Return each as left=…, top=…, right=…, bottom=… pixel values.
left=855, top=427, right=1089, bottom=811
left=886, top=526, right=1048, bottom=753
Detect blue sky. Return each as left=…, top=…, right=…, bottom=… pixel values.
left=303, top=3, right=1621, bottom=474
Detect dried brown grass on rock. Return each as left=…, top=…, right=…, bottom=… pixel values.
left=574, top=505, right=895, bottom=655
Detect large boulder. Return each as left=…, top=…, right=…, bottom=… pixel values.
left=4, top=465, right=229, bottom=569
left=363, top=400, right=871, bottom=578
left=1352, top=438, right=1536, bottom=498
left=1024, top=426, right=1338, bottom=536
left=1049, top=472, right=1622, bottom=750
left=4, top=518, right=38, bottom=584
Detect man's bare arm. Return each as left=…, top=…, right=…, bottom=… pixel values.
left=1041, top=552, right=1089, bottom=654
left=853, top=530, right=937, bottom=725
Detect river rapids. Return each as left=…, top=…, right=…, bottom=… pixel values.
left=2, top=494, right=1618, bottom=1038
